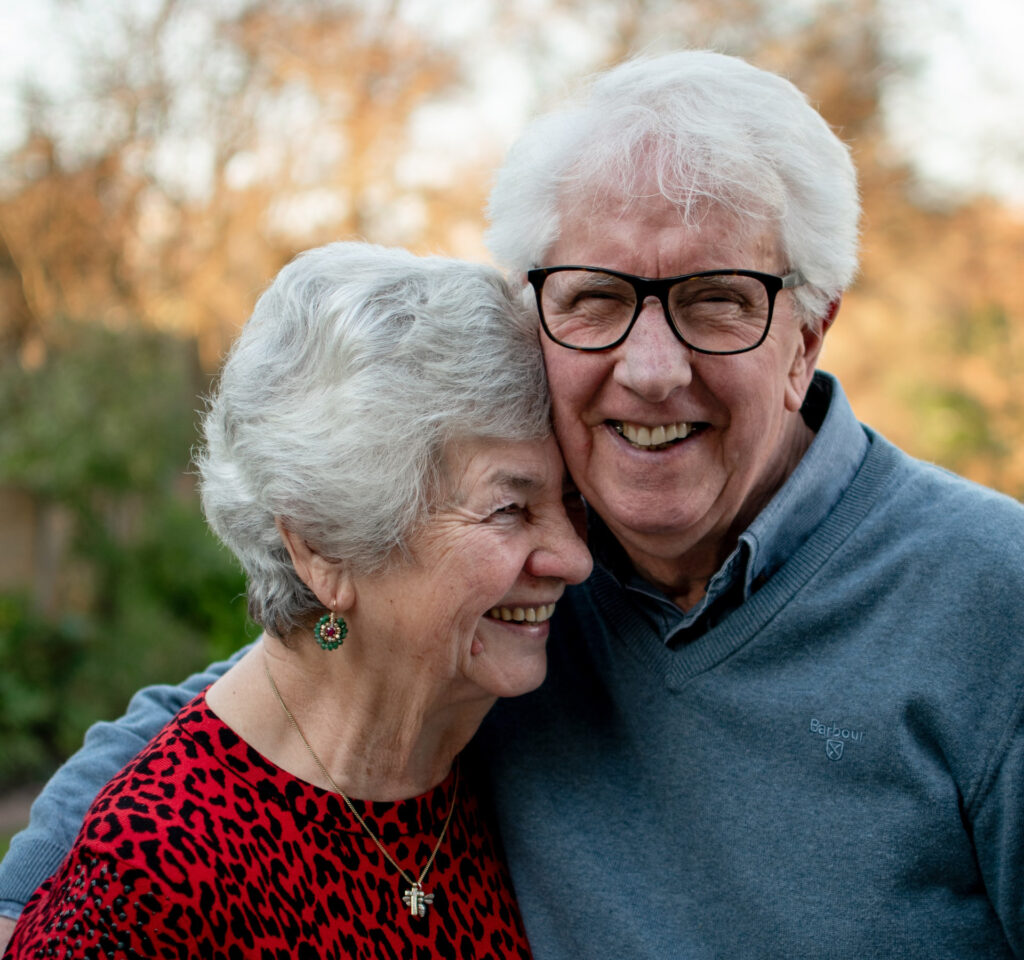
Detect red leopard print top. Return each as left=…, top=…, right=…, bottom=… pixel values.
left=5, top=695, right=532, bottom=959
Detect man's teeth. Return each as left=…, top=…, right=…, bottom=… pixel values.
left=487, top=603, right=557, bottom=623
left=615, top=420, right=695, bottom=447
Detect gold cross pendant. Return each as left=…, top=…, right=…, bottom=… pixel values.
left=402, top=882, right=434, bottom=918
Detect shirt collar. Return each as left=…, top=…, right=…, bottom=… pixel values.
left=587, top=371, right=869, bottom=635
left=737, top=371, right=868, bottom=594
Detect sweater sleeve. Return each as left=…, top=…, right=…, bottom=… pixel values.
left=970, top=684, right=1024, bottom=957
left=0, top=643, right=252, bottom=920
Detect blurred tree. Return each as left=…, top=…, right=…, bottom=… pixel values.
left=0, top=0, right=468, bottom=367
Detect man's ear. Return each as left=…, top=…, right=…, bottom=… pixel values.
left=275, top=519, right=354, bottom=611
left=785, top=297, right=841, bottom=412
left=818, top=297, right=841, bottom=337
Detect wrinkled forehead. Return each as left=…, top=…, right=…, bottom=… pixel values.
left=547, top=150, right=779, bottom=254
left=547, top=183, right=783, bottom=273
left=436, top=434, right=561, bottom=505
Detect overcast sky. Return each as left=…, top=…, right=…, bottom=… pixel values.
left=879, top=0, right=1024, bottom=206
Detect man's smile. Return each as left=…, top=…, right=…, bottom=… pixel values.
left=609, top=419, right=705, bottom=451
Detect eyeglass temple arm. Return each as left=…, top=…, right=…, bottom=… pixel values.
left=781, top=271, right=807, bottom=289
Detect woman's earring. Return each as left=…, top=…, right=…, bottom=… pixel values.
left=314, top=610, right=347, bottom=651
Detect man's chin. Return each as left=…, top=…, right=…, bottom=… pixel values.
left=597, top=494, right=718, bottom=552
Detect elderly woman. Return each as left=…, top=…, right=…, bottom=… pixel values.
left=4, top=243, right=591, bottom=958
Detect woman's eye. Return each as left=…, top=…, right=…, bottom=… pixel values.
left=491, top=503, right=522, bottom=518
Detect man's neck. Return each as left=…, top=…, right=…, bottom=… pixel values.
left=614, top=414, right=817, bottom=612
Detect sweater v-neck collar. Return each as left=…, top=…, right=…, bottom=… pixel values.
left=584, top=425, right=905, bottom=689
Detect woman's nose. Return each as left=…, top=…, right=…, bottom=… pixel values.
left=527, top=511, right=593, bottom=585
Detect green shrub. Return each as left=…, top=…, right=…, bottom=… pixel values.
left=0, top=321, right=256, bottom=789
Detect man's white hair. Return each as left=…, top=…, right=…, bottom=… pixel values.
left=486, top=50, right=860, bottom=324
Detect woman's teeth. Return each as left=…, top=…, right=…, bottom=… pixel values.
left=487, top=603, right=557, bottom=623
left=614, top=420, right=696, bottom=449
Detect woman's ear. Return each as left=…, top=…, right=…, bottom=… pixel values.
left=275, top=519, right=354, bottom=612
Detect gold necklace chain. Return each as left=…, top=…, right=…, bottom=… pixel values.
left=262, top=652, right=459, bottom=919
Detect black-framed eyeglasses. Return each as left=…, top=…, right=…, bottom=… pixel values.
left=526, top=265, right=806, bottom=354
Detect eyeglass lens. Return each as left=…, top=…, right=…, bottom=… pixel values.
left=538, top=270, right=772, bottom=351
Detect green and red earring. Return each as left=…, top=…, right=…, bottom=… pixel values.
left=314, top=610, right=347, bottom=651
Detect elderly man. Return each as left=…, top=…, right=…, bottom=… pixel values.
left=2, top=51, right=1023, bottom=958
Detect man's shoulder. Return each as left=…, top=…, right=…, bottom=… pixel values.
left=844, top=435, right=1024, bottom=619
left=862, top=431, right=1024, bottom=537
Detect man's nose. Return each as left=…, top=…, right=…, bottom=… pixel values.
left=612, top=297, right=694, bottom=401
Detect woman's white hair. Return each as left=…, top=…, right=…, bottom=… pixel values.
left=486, top=50, right=860, bottom=323
left=197, top=242, right=550, bottom=638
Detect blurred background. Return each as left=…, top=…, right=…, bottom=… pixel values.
left=0, top=0, right=1022, bottom=832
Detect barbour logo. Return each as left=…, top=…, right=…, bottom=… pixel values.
left=809, top=718, right=866, bottom=761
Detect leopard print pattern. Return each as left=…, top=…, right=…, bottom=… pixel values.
left=5, top=696, right=532, bottom=959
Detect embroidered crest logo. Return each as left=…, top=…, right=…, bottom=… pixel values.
left=825, top=739, right=844, bottom=761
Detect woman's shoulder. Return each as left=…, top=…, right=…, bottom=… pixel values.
left=85, top=691, right=218, bottom=818
left=76, top=691, right=295, bottom=871
left=7, top=839, right=178, bottom=958
left=8, top=696, right=230, bottom=959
